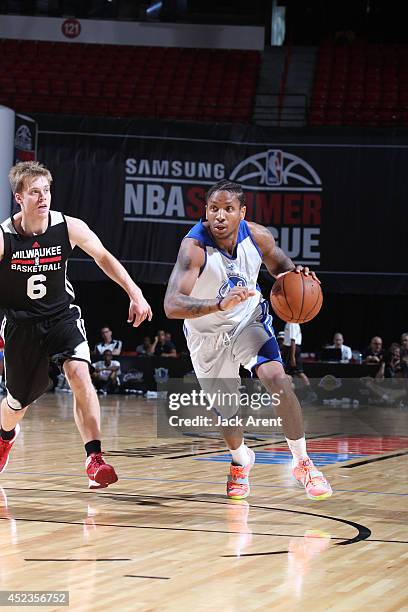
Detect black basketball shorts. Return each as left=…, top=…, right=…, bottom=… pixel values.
left=1, top=306, right=91, bottom=410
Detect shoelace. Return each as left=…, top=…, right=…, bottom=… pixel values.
left=230, top=465, right=248, bottom=480
left=307, top=473, right=326, bottom=486
left=90, top=453, right=105, bottom=467
left=297, top=461, right=326, bottom=486
left=303, top=468, right=326, bottom=487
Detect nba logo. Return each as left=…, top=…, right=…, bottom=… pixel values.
left=266, top=149, right=283, bottom=186
left=35, top=255, right=40, bottom=266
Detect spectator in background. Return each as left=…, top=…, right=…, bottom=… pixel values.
left=93, top=326, right=122, bottom=358
left=400, top=332, right=408, bottom=361
left=385, top=343, right=407, bottom=378
left=92, top=350, right=121, bottom=395
left=377, top=343, right=408, bottom=379
left=136, top=336, right=153, bottom=355
left=362, top=336, right=384, bottom=364
left=151, top=330, right=177, bottom=358
left=277, top=330, right=285, bottom=352
left=165, top=331, right=177, bottom=352
left=329, top=332, right=352, bottom=362
left=282, top=323, right=316, bottom=403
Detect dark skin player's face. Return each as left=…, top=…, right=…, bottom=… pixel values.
left=205, top=191, right=246, bottom=248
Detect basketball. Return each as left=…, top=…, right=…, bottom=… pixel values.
left=270, top=271, right=323, bottom=323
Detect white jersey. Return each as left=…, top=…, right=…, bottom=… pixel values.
left=183, top=220, right=262, bottom=336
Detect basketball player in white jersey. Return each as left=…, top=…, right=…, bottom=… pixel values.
left=0, top=161, right=152, bottom=488
left=165, top=180, right=332, bottom=501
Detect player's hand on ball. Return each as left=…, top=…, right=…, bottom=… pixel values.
left=294, top=265, right=321, bottom=284
left=128, top=294, right=153, bottom=327
left=219, top=287, right=256, bottom=311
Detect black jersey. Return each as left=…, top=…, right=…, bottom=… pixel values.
left=0, top=211, right=75, bottom=322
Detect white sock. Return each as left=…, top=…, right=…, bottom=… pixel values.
left=286, top=436, right=309, bottom=466
left=229, top=440, right=250, bottom=466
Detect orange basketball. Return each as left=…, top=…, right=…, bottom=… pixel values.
left=270, top=271, right=323, bottom=323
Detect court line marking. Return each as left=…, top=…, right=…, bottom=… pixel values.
left=1, top=492, right=368, bottom=547
left=124, top=575, right=170, bottom=580
left=2, top=474, right=408, bottom=496
left=25, top=558, right=131, bottom=562
left=167, top=433, right=343, bottom=459
left=222, top=537, right=408, bottom=558
left=0, top=520, right=348, bottom=544
left=166, top=441, right=278, bottom=459
left=361, top=539, right=408, bottom=544
left=6, top=488, right=406, bottom=545
left=0, top=515, right=351, bottom=542
left=341, top=450, right=408, bottom=468
left=4, top=515, right=407, bottom=546
left=3, top=489, right=406, bottom=547
left=117, top=497, right=372, bottom=546
left=223, top=550, right=289, bottom=557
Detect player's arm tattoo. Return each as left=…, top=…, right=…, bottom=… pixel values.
left=267, top=245, right=296, bottom=277
left=181, top=298, right=219, bottom=317
left=164, top=241, right=220, bottom=319
left=248, top=222, right=295, bottom=277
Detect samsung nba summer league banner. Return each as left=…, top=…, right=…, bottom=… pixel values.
left=36, top=116, right=407, bottom=294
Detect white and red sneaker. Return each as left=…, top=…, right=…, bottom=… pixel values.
left=86, top=452, right=118, bottom=489
left=292, top=458, right=332, bottom=500
left=0, top=424, right=20, bottom=474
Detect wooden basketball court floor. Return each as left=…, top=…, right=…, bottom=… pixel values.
left=0, top=392, right=407, bottom=611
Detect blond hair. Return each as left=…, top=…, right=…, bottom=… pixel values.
left=8, top=161, right=52, bottom=194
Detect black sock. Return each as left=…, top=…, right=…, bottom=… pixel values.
left=85, top=440, right=102, bottom=456
left=1, top=427, right=15, bottom=441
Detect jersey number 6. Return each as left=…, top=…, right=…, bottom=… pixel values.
left=27, top=274, right=47, bottom=300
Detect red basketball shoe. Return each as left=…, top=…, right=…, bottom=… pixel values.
left=86, top=452, right=118, bottom=489
left=0, top=424, right=20, bottom=474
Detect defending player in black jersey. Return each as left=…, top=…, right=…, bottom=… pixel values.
left=0, top=161, right=152, bottom=488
